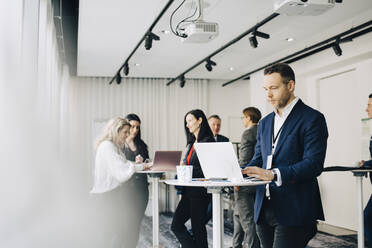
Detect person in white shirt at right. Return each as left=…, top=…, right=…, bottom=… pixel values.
left=90, top=117, right=151, bottom=248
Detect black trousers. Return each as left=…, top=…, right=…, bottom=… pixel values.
left=256, top=199, right=317, bottom=248
left=171, top=194, right=210, bottom=248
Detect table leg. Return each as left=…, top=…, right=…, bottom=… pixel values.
left=356, top=175, right=365, bottom=248
left=212, top=191, right=224, bottom=248
left=152, top=176, right=159, bottom=248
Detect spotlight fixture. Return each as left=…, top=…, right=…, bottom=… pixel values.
left=205, top=59, right=217, bottom=72
left=249, top=35, right=258, bottom=48
left=123, top=63, right=129, bottom=76
left=145, top=32, right=160, bottom=50
left=254, top=30, right=270, bottom=39
left=249, top=29, right=270, bottom=48
left=115, top=72, right=121, bottom=84
left=179, top=75, right=185, bottom=88
left=332, top=38, right=342, bottom=56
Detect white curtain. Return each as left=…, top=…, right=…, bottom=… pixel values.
left=64, top=77, right=209, bottom=168
left=0, top=0, right=211, bottom=246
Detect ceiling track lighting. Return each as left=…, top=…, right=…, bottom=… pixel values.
left=249, top=35, right=258, bottom=48
left=166, top=13, right=280, bottom=86
left=332, top=38, right=342, bottom=56
left=253, top=30, right=270, bottom=39
left=222, top=21, right=372, bottom=87
left=108, top=0, right=175, bottom=85
left=205, top=58, right=217, bottom=72
left=123, top=63, right=129, bottom=76
left=179, top=75, right=186, bottom=88
left=115, top=73, right=121, bottom=84
left=249, top=29, right=270, bottom=48
left=145, top=32, right=160, bottom=50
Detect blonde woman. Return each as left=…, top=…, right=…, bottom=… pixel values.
left=90, top=117, right=151, bottom=248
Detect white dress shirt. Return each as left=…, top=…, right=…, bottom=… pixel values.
left=90, top=140, right=144, bottom=194
left=270, top=97, right=299, bottom=188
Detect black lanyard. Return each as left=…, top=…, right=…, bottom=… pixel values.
left=272, top=117, right=284, bottom=150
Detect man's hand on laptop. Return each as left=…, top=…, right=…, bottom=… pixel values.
left=242, top=166, right=274, bottom=181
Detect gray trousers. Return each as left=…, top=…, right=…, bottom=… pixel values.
left=233, top=187, right=260, bottom=248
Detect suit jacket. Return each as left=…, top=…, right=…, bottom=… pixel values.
left=216, top=134, right=229, bottom=142
left=182, top=136, right=215, bottom=197
left=247, top=99, right=328, bottom=226
left=365, top=136, right=372, bottom=167
left=239, top=125, right=258, bottom=167
left=364, top=136, right=372, bottom=184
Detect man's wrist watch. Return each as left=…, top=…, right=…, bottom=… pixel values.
left=272, top=170, right=278, bottom=181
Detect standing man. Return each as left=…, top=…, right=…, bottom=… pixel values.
left=233, top=107, right=261, bottom=248
left=208, top=115, right=229, bottom=142
left=361, top=93, right=372, bottom=246
left=242, top=63, right=328, bottom=248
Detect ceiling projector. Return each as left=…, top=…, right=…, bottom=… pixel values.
left=181, top=21, right=219, bottom=43
left=274, top=0, right=335, bottom=16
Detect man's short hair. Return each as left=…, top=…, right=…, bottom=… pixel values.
left=369, top=93, right=372, bottom=98
left=264, top=63, right=295, bottom=84
left=243, top=107, right=262, bottom=124
left=208, top=114, right=221, bottom=121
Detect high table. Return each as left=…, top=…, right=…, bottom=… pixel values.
left=352, top=169, right=372, bottom=248
left=165, top=179, right=270, bottom=248
left=137, top=171, right=165, bottom=248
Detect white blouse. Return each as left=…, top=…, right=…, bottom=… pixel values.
left=90, top=140, right=144, bottom=194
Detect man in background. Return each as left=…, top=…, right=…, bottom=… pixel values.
left=208, top=115, right=229, bottom=142
left=233, top=107, right=261, bottom=248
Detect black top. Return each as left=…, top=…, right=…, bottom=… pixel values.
left=182, top=136, right=215, bottom=197
left=123, top=143, right=149, bottom=162
left=122, top=143, right=149, bottom=186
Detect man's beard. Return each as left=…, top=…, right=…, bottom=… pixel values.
left=277, top=93, right=291, bottom=109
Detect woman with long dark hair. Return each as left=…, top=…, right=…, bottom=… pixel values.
left=122, top=113, right=150, bottom=247
left=171, top=109, right=215, bottom=248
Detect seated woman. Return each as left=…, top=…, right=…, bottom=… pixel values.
left=90, top=117, right=151, bottom=248
left=171, top=109, right=215, bottom=248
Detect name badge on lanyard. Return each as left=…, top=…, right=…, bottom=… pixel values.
left=269, top=117, right=284, bottom=169
left=267, top=154, right=273, bottom=170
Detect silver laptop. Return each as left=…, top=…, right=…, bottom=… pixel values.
left=194, top=142, right=245, bottom=181
left=149, top=150, right=182, bottom=172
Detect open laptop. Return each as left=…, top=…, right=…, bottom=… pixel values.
left=194, top=142, right=247, bottom=181
left=149, top=150, right=182, bottom=172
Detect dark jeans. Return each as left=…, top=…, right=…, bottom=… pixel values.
left=171, top=195, right=210, bottom=248
left=256, top=199, right=317, bottom=248
left=365, top=195, right=372, bottom=246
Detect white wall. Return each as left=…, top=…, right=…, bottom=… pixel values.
left=207, top=79, right=251, bottom=142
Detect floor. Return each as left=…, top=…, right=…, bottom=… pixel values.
left=137, top=213, right=362, bottom=248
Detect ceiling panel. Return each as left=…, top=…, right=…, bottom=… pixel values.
left=77, top=0, right=372, bottom=81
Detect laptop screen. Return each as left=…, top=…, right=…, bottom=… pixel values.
left=194, top=142, right=244, bottom=180
left=151, top=151, right=182, bottom=172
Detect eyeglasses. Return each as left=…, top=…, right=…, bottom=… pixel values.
left=240, top=116, right=245, bottom=120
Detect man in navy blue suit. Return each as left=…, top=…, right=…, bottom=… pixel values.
left=361, top=93, right=372, bottom=246
left=242, top=63, right=328, bottom=248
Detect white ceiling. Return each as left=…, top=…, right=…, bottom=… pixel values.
left=77, top=0, right=372, bottom=81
